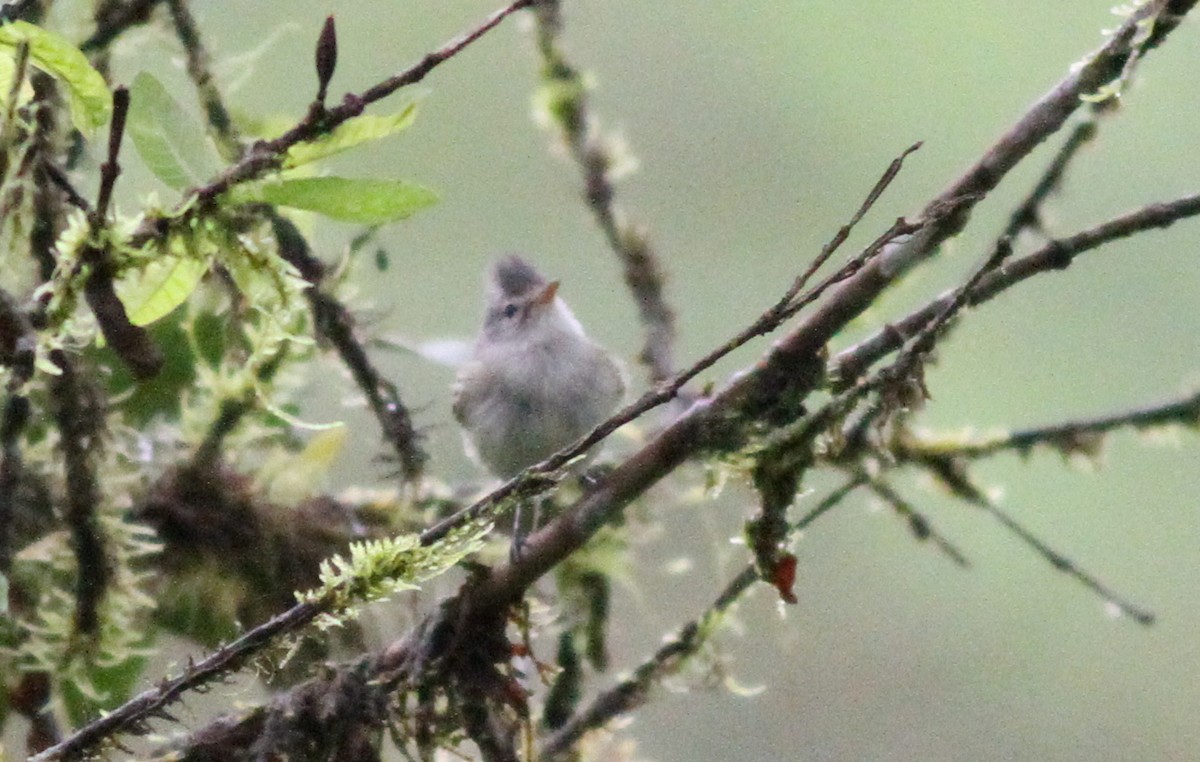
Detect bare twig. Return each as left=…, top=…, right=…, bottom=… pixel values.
left=897, top=389, right=1200, bottom=461
left=864, top=476, right=971, bottom=568
left=532, top=0, right=677, bottom=385
left=28, top=600, right=327, bottom=762
left=38, top=161, right=91, bottom=213
left=838, top=235, right=1014, bottom=448
left=1001, top=120, right=1098, bottom=242
left=918, top=457, right=1155, bottom=625
left=830, top=191, right=1200, bottom=386
left=81, top=89, right=164, bottom=379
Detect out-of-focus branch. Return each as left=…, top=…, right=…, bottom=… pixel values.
left=532, top=0, right=677, bottom=385
left=914, top=456, right=1155, bottom=624
left=165, top=0, right=240, bottom=157
left=46, top=349, right=111, bottom=637
left=80, top=0, right=167, bottom=53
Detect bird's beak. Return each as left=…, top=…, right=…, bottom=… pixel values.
left=533, top=280, right=560, bottom=307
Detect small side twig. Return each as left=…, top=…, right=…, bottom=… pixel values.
left=831, top=190, right=1200, bottom=387
left=1001, top=119, right=1099, bottom=242
left=897, top=389, right=1200, bottom=461
left=863, top=476, right=971, bottom=568
left=919, top=457, right=1155, bottom=625
left=532, top=0, right=677, bottom=385
left=27, top=600, right=327, bottom=762
left=838, top=236, right=1013, bottom=447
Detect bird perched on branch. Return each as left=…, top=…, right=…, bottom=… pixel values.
left=453, top=255, right=625, bottom=486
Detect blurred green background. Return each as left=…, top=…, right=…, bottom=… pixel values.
left=90, top=1, right=1200, bottom=760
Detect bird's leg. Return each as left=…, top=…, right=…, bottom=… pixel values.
left=509, top=495, right=549, bottom=563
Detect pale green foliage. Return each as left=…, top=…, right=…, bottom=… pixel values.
left=0, top=21, right=112, bottom=135
left=115, top=229, right=213, bottom=326
left=299, top=521, right=492, bottom=630
left=283, top=98, right=423, bottom=168
left=240, top=176, right=439, bottom=224
left=127, top=71, right=221, bottom=190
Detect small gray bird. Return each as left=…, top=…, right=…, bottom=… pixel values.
left=453, top=255, right=625, bottom=481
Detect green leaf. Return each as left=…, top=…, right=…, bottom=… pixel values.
left=254, top=177, right=438, bottom=223
left=127, top=71, right=220, bottom=189
left=283, top=98, right=422, bottom=168
left=0, top=20, right=111, bottom=135
left=117, top=252, right=209, bottom=326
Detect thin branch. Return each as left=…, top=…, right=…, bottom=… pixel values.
left=863, top=476, right=971, bottom=568
left=91, top=86, right=128, bottom=225
left=1000, top=119, right=1098, bottom=242
left=897, top=388, right=1200, bottom=461
left=532, top=0, right=677, bottom=385
left=80, top=88, right=164, bottom=379
left=838, top=236, right=1014, bottom=448
left=918, top=457, right=1155, bottom=625
left=830, top=190, right=1200, bottom=385
left=38, top=160, right=92, bottom=214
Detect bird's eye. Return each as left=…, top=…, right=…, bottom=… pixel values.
left=503, top=303, right=519, bottom=319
